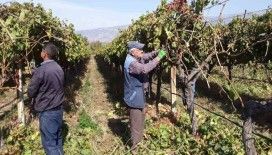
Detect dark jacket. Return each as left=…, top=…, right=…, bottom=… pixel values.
left=28, top=60, right=64, bottom=112
left=123, top=52, right=158, bottom=108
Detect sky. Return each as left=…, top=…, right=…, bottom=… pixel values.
left=0, top=0, right=271, bottom=30
left=203, top=0, right=272, bottom=19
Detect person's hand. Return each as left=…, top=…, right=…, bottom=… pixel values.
left=158, top=49, right=166, bottom=59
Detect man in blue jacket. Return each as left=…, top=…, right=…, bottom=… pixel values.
left=28, top=43, right=64, bottom=155
left=124, top=41, right=166, bottom=153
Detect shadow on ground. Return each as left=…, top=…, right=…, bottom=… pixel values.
left=62, top=121, right=69, bottom=144
left=108, top=118, right=130, bottom=146
left=195, top=78, right=272, bottom=129
left=63, top=58, right=90, bottom=113
left=94, top=55, right=130, bottom=146
left=94, top=55, right=123, bottom=103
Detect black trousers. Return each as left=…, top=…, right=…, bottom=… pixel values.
left=129, top=107, right=145, bottom=150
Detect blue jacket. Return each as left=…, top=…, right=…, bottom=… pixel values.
left=123, top=55, right=145, bottom=108
left=28, top=60, right=64, bottom=112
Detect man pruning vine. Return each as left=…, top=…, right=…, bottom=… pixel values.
left=123, top=41, right=166, bottom=154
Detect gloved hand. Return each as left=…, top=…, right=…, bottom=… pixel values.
left=158, top=49, right=167, bottom=59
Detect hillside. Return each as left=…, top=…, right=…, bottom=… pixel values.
left=78, top=25, right=127, bottom=43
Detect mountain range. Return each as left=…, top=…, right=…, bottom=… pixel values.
left=77, top=25, right=127, bottom=43
left=77, top=11, right=264, bottom=43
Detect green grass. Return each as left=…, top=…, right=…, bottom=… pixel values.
left=78, top=110, right=99, bottom=131
left=131, top=106, right=271, bottom=155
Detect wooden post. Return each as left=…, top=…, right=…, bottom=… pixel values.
left=0, top=127, right=3, bottom=148
left=148, top=71, right=154, bottom=99
left=18, top=62, right=25, bottom=125
left=227, top=65, right=232, bottom=81
left=171, top=66, right=177, bottom=113
left=242, top=100, right=272, bottom=155
left=156, top=67, right=162, bottom=116
left=119, top=65, right=123, bottom=73
left=243, top=116, right=257, bottom=155
left=1, top=66, right=7, bottom=87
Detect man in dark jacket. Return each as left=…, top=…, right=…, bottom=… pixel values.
left=28, top=43, right=64, bottom=155
left=123, top=41, right=166, bottom=153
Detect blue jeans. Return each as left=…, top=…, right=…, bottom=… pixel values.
left=39, top=109, right=64, bottom=155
